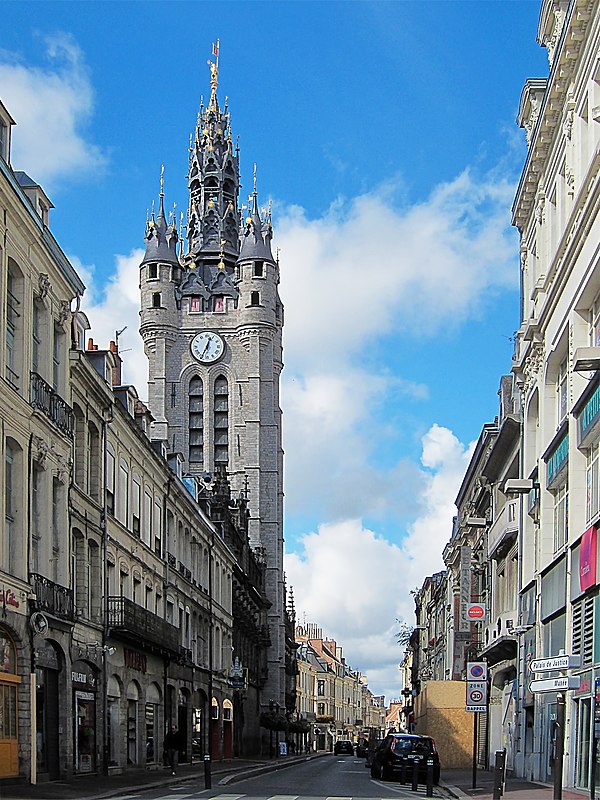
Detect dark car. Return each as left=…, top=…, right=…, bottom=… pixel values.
left=334, top=739, right=354, bottom=755
left=370, top=733, right=440, bottom=784
left=356, top=738, right=368, bottom=758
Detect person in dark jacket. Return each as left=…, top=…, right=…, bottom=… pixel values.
left=164, top=725, right=181, bottom=774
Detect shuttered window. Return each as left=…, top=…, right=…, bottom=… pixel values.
left=572, top=594, right=595, bottom=666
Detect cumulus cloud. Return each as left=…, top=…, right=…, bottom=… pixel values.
left=76, top=249, right=148, bottom=392
left=285, top=424, right=475, bottom=701
left=0, top=33, right=107, bottom=187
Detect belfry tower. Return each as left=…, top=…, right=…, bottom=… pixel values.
left=139, top=50, right=286, bottom=708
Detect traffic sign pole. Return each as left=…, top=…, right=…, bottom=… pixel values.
left=554, top=692, right=565, bottom=800
left=472, top=711, right=478, bottom=790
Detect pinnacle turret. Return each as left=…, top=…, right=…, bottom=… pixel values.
left=238, top=171, right=274, bottom=263
left=141, top=166, right=179, bottom=268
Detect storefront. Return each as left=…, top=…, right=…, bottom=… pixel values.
left=72, top=660, right=98, bottom=774
left=0, top=628, right=20, bottom=778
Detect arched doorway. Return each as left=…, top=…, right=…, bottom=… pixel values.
left=145, top=682, right=161, bottom=764
left=177, top=688, right=189, bottom=762
left=0, top=629, right=20, bottom=778
left=107, top=674, right=123, bottom=767
left=72, top=660, right=98, bottom=773
left=223, top=698, right=233, bottom=759
left=34, top=639, right=62, bottom=780
left=126, top=680, right=140, bottom=765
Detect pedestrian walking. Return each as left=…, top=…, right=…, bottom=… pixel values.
left=164, top=724, right=181, bottom=775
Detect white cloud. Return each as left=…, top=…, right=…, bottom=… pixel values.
left=77, top=249, right=148, bottom=393
left=0, top=33, right=107, bottom=188
left=285, top=424, right=474, bottom=702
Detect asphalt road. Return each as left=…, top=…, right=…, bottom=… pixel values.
left=126, top=755, right=446, bottom=799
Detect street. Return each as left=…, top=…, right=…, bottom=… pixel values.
left=123, top=756, right=446, bottom=800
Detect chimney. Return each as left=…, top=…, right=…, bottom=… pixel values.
left=109, top=340, right=123, bottom=387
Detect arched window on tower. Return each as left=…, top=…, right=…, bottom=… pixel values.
left=189, top=377, right=204, bottom=464
left=214, top=376, right=229, bottom=465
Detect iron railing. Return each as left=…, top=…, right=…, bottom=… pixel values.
left=107, top=596, right=180, bottom=653
left=30, top=573, right=74, bottom=620
left=30, top=371, right=74, bottom=437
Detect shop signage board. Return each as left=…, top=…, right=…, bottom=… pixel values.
left=467, top=603, right=486, bottom=620
left=530, top=676, right=581, bottom=693
left=529, top=655, right=581, bottom=673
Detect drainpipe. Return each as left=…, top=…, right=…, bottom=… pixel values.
left=101, top=403, right=113, bottom=776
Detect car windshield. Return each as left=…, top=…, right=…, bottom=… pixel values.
left=391, top=737, right=431, bottom=755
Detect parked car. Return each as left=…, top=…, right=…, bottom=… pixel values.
left=370, top=733, right=440, bottom=784
left=334, top=739, right=354, bottom=755
left=356, top=738, right=368, bottom=758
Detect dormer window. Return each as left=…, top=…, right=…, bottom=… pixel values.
left=190, top=296, right=201, bottom=312
left=213, top=295, right=224, bottom=313
left=148, top=264, right=157, bottom=279
left=0, top=121, right=7, bottom=161
left=253, top=261, right=264, bottom=277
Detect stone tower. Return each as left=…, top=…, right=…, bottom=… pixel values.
left=139, top=52, right=286, bottom=708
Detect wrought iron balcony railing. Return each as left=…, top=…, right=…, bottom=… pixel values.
left=107, top=596, right=180, bottom=654
left=30, top=573, right=75, bottom=621
left=30, top=371, right=74, bottom=437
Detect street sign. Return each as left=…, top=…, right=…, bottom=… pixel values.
left=530, top=676, right=581, bottom=693
left=466, top=705, right=487, bottom=713
left=529, top=655, right=581, bottom=673
left=467, top=662, right=488, bottom=681
left=466, top=681, right=487, bottom=705
left=467, top=603, right=486, bottom=620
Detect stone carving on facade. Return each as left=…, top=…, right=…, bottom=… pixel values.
left=535, top=193, right=546, bottom=225
left=546, top=5, right=567, bottom=67
left=38, top=273, right=52, bottom=300
left=523, top=342, right=545, bottom=394
left=525, top=95, right=541, bottom=145
left=58, top=300, right=71, bottom=330
left=55, top=453, right=71, bottom=484
left=32, top=435, right=50, bottom=469
left=566, top=165, right=575, bottom=196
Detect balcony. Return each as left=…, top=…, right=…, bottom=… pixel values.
left=30, top=371, right=74, bottom=438
left=30, top=573, right=74, bottom=621
left=488, top=499, right=519, bottom=559
left=108, top=596, right=180, bottom=654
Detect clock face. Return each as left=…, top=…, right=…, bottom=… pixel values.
left=191, top=331, right=225, bottom=363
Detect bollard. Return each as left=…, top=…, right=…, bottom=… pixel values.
left=204, top=754, right=211, bottom=790
left=412, top=758, right=419, bottom=791
left=426, top=757, right=434, bottom=797
left=492, top=748, right=506, bottom=800
left=400, top=758, right=406, bottom=784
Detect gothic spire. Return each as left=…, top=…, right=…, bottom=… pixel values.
left=238, top=165, right=274, bottom=263
left=141, top=165, right=179, bottom=267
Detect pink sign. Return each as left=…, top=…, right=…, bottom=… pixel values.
left=580, top=526, right=597, bottom=592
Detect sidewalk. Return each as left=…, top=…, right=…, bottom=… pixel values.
left=441, top=768, right=589, bottom=800
left=0, top=752, right=328, bottom=800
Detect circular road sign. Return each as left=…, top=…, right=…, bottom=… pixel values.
left=468, top=688, right=484, bottom=704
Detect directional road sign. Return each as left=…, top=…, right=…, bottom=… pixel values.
left=529, top=655, right=581, bottom=673
left=530, top=676, right=581, bottom=693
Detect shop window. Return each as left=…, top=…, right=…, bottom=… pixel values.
left=553, top=483, right=568, bottom=552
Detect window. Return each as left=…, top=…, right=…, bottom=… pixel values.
left=587, top=442, right=600, bottom=523
left=52, top=478, right=62, bottom=582
left=214, top=376, right=229, bottom=464
left=5, top=441, right=20, bottom=574
left=53, top=323, right=65, bottom=393
left=317, top=680, right=325, bottom=696
left=572, top=594, right=595, bottom=666
left=213, top=295, right=224, bottom=313
left=148, top=264, right=157, bottom=279
left=32, top=300, right=42, bottom=376
left=553, top=483, right=568, bottom=552
left=106, top=448, right=115, bottom=515
left=189, top=377, right=204, bottom=464
left=132, top=475, right=141, bottom=537
left=88, top=423, right=100, bottom=501
left=190, top=296, right=201, bottom=312
left=250, top=291, right=260, bottom=306
left=6, top=260, right=22, bottom=389
left=253, top=261, right=264, bottom=277
left=117, top=459, right=129, bottom=525
left=557, top=357, right=568, bottom=425
left=152, top=292, right=161, bottom=308
left=143, top=491, right=152, bottom=547
left=0, top=121, right=7, bottom=161
left=73, top=406, right=85, bottom=488
left=317, top=703, right=325, bottom=716
left=153, top=501, right=161, bottom=555
left=31, top=462, right=43, bottom=574
left=591, top=294, right=600, bottom=347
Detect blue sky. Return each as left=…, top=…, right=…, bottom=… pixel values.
left=2, top=1, right=549, bottom=702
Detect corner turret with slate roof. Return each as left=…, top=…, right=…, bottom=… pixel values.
left=140, top=167, right=179, bottom=269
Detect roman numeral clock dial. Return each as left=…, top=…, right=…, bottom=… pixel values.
left=190, top=331, right=225, bottom=363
